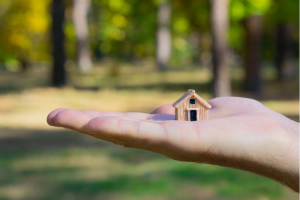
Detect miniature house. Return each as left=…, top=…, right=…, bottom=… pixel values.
left=172, top=89, right=211, bottom=121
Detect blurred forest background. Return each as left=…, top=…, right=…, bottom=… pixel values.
left=0, top=0, right=299, bottom=199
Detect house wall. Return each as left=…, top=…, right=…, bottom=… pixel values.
left=176, top=98, right=208, bottom=121
left=175, top=108, right=178, bottom=120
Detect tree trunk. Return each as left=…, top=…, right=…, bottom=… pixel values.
left=19, top=54, right=29, bottom=72
left=51, top=0, right=67, bottom=87
left=73, top=0, right=93, bottom=73
left=20, top=59, right=29, bottom=72
left=192, top=30, right=201, bottom=65
left=276, top=23, right=294, bottom=80
left=0, top=57, right=6, bottom=71
left=244, top=15, right=263, bottom=93
left=156, top=1, right=171, bottom=70
left=210, top=0, right=231, bottom=97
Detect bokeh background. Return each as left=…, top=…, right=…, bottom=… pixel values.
left=0, top=0, right=299, bottom=199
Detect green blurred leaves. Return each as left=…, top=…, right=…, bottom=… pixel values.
left=173, top=18, right=189, bottom=34
left=230, top=0, right=271, bottom=20
left=0, top=0, right=298, bottom=64
left=0, top=0, right=50, bottom=60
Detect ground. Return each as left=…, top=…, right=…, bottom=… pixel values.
left=0, top=63, right=298, bottom=200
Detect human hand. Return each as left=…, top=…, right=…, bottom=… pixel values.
left=47, top=97, right=299, bottom=192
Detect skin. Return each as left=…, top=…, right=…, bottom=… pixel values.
left=47, top=97, right=299, bottom=192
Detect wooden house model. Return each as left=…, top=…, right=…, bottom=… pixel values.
left=172, top=89, right=211, bottom=121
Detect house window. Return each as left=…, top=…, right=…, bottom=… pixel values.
left=190, top=99, right=195, bottom=104
left=190, top=110, right=197, bottom=121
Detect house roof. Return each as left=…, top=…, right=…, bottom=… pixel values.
left=172, top=89, right=211, bottom=109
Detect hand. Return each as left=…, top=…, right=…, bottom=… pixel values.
left=47, top=97, right=299, bottom=192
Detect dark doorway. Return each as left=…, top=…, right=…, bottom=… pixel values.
left=190, top=110, right=197, bottom=121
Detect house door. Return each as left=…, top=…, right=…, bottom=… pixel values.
left=190, top=110, right=197, bottom=121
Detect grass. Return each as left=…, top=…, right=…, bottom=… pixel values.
left=0, top=63, right=298, bottom=200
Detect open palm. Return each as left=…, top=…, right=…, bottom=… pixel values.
left=47, top=97, right=299, bottom=191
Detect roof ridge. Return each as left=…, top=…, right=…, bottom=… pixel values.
left=172, top=89, right=211, bottom=109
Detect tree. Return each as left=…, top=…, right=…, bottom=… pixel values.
left=244, top=15, right=263, bottom=92
left=51, top=0, right=67, bottom=87
left=243, top=0, right=271, bottom=92
left=156, top=0, right=171, bottom=70
left=0, top=0, right=50, bottom=71
left=73, top=0, right=93, bottom=73
left=171, top=0, right=210, bottom=65
left=230, top=0, right=272, bottom=93
left=267, top=0, right=299, bottom=80
left=275, top=23, right=294, bottom=80
left=210, top=0, right=231, bottom=97
left=92, top=0, right=157, bottom=60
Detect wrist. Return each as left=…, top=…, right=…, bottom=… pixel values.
left=260, top=118, right=299, bottom=192
left=279, top=120, right=299, bottom=192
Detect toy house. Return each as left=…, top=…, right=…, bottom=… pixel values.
left=172, top=89, right=211, bottom=121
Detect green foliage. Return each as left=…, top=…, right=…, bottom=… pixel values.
left=230, top=0, right=272, bottom=20
left=265, top=0, right=299, bottom=28
left=228, top=0, right=299, bottom=55
left=229, top=0, right=271, bottom=51
left=0, top=0, right=298, bottom=65
left=173, top=17, right=190, bottom=34
left=91, top=0, right=157, bottom=59
left=0, top=0, right=51, bottom=61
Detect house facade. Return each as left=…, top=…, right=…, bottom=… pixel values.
left=172, top=89, right=211, bottom=121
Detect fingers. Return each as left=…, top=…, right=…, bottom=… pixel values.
left=47, top=108, right=67, bottom=126
left=53, top=108, right=245, bottom=161
left=86, top=117, right=169, bottom=144
left=49, top=103, right=175, bottom=130
left=53, top=109, right=93, bottom=133
left=48, top=107, right=253, bottom=166
left=50, top=108, right=176, bottom=150
left=52, top=109, right=140, bottom=145
left=81, top=110, right=152, bottom=120
left=85, top=116, right=180, bottom=152
left=48, top=107, right=175, bottom=136
left=85, top=116, right=214, bottom=157
left=150, top=104, right=175, bottom=115
left=84, top=115, right=231, bottom=162
left=82, top=110, right=175, bottom=121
